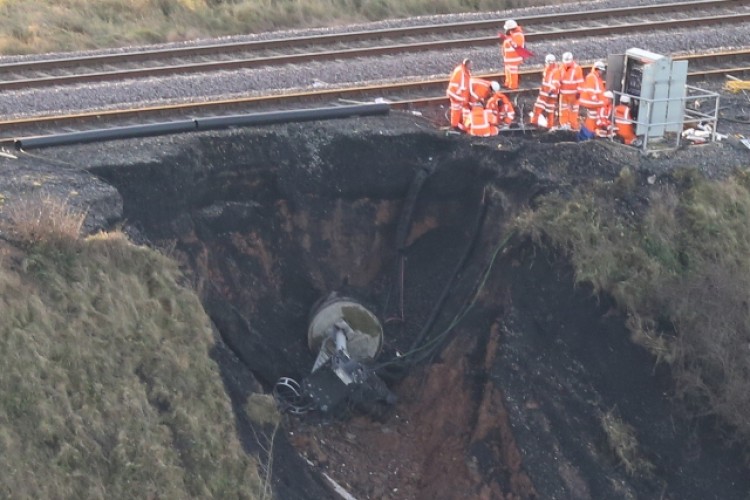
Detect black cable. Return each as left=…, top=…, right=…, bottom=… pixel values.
left=376, top=187, right=489, bottom=380
left=406, top=188, right=488, bottom=354
left=395, top=166, right=433, bottom=252
left=382, top=164, right=434, bottom=321
left=374, top=228, right=517, bottom=377
left=408, top=229, right=517, bottom=365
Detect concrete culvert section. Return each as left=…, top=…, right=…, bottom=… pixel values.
left=41, top=112, right=750, bottom=499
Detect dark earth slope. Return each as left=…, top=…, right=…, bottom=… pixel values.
left=4, top=111, right=749, bottom=499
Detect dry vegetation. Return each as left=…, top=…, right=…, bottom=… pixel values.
left=515, top=166, right=750, bottom=461
left=0, top=195, right=263, bottom=497
left=600, top=407, right=654, bottom=477
left=4, top=193, right=86, bottom=246
left=0, top=0, right=570, bottom=55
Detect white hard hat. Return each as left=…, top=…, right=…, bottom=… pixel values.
left=503, top=19, right=518, bottom=31
left=603, top=91, right=614, bottom=99
left=620, top=95, right=631, bottom=104
left=545, top=54, right=556, bottom=64
left=562, top=52, right=573, bottom=63
left=593, top=60, right=606, bottom=71
left=491, top=81, right=500, bottom=92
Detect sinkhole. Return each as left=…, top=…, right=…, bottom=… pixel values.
left=80, top=114, right=750, bottom=500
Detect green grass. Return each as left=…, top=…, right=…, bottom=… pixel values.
left=515, top=166, right=750, bottom=458
left=0, top=0, right=573, bottom=55
left=0, top=224, right=262, bottom=497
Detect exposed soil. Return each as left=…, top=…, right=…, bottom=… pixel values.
left=3, top=107, right=750, bottom=499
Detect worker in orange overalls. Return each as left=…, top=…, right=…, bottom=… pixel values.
left=614, top=94, right=638, bottom=145
left=499, top=19, right=526, bottom=90
left=467, top=101, right=499, bottom=137
left=530, top=54, right=561, bottom=129
left=469, top=77, right=494, bottom=106
left=579, top=60, right=607, bottom=134
left=595, top=91, right=615, bottom=138
left=558, top=52, right=584, bottom=130
left=463, top=77, right=495, bottom=128
left=446, top=58, right=472, bottom=131
left=486, top=81, right=515, bottom=129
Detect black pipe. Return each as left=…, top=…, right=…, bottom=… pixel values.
left=14, top=103, right=390, bottom=150
left=394, top=165, right=433, bottom=252
left=195, top=102, right=390, bottom=130
left=15, top=120, right=198, bottom=150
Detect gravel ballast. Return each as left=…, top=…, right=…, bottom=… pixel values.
left=0, top=0, right=748, bottom=120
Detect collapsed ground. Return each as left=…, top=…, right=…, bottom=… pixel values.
left=2, top=109, right=750, bottom=499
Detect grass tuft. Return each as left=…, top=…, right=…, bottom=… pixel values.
left=600, top=408, right=654, bottom=477
left=4, top=193, right=86, bottom=247
left=246, top=393, right=281, bottom=427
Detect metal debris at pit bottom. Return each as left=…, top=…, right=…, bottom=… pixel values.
left=274, top=292, right=396, bottom=418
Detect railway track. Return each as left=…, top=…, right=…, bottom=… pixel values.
left=0, top=0, right=747, bottom=91
left=0, top=49, right=747, bottom=138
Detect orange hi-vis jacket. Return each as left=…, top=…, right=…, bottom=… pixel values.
left=469, top=77, right=493, bottom=104
left=532, top=63, right=561, bottom=127
left=540, top=64, right=561, bottom=97
left=579, top=69, right=605, bottom=109
left=502, top=29, right=525, bottom=66
left=468, top=105, right=499, bottom=137
left=596, top=102, right=613, bottom=127
left=446, top=63, right=471, bottom=103
left=559, top=62, right=584, bottom=96
left=487, top=92, right=515, bottom=124
left=614, top=104, right=637, bottom=144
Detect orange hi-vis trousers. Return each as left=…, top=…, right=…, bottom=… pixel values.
left=504, top=64, right=520, bottom=90
left=582, top=106, right=600, bottom=133
left=559, top=94, right=580, bottom=130
left=450, top=99, right=468, bottom=130
left=614, top=105, right=637, bottom=144
left=531, top=93, right=557, bottom=128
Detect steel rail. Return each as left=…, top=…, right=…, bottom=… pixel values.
left=0, top=0, right=738, bottom=71
left=0, top=1, right=745, bottom=91
left=0, top=50, right=747, bottom=134
left=388, top=64, right=750, bottom=109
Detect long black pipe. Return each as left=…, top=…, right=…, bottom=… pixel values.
left=14, top=103, right=390, bottom=150
left=195, top=102, right=390, bottom=130
left=15, top=120, right=198, bottom=150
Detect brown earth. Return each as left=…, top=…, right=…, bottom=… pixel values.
left=289, top=321, right=534, bottom=500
